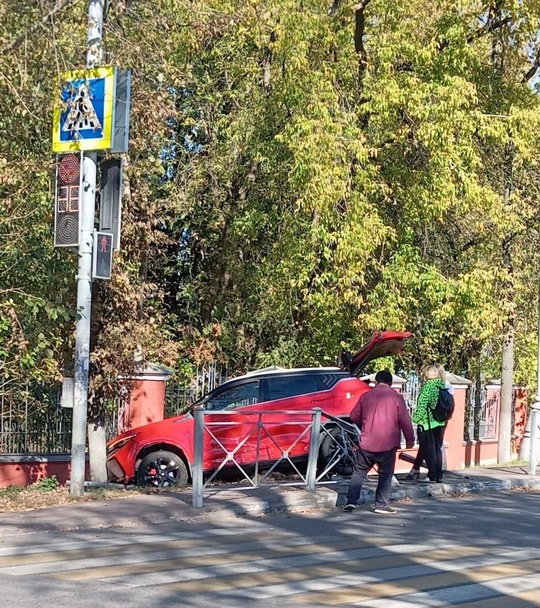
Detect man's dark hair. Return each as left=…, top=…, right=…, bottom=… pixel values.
left=375, top=370, right=393, bottom=386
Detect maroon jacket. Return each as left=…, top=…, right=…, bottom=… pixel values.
left=350, top=383, right=414, bottom=452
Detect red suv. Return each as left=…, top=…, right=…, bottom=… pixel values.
left=106, top=330, right=410, bottom=487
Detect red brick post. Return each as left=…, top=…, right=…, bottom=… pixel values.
left=118, top=364, right=173, bottom=433
left=443, top=377, right=470, bottom=470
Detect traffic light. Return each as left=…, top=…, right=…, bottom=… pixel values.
left=54, top=153, right=81, bottom=247
left=99, top=158, right=122, bottom=250
left=92, top=231, right=113, bottom=280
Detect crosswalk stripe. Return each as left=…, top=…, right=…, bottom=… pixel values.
left=188, top=548, right=540, bottom=601
left=0, top=535, right=253, bottom=567
left=0, top=526, right=268, bottom=559
left=292, top=558, right=540, bottom=604
left=454, top=587, right=540, bottom=607
left=42, top=537, right=391, bottom=580
left=355, top=572, right=540, bottom=607
left=0, top=530, right=318, bottom=568
left=159, top=546, right=484, bottom=594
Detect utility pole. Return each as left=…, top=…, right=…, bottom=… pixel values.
left=528, top=289, right=540, bottom=474
left=70, top=0, right=104, bottom=497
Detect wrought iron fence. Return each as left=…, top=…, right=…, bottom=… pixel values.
left=165, top=363, right=227, bottom=418
left=403, top=372, right=421, bottom=417
left=0, top=381, right=71, bottom=454
left=466, top=380, right=501, bottom=441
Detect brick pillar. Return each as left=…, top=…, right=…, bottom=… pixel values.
left=118, top=364, right=173, bottom=433
left=443, top=383, right=468, bottom=470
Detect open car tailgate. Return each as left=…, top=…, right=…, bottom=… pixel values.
left=341, top=330, right=411, bottom=377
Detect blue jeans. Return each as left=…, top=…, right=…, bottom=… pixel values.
left=345, top=447, right=397, bottom=508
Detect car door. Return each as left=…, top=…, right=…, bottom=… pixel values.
left=260, top=373, right=334, bottom=462
left=201, top=380, right=264, bottom=470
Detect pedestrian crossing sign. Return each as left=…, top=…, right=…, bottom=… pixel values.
left=52, top=67, right=115, bottom=152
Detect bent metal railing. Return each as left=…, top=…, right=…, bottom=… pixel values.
left=191, top=407, right=360, bottom=508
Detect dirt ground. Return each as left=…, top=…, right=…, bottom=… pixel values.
left=0, top=484, right=145, bottom=513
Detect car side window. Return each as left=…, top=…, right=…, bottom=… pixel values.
left=205, top=381, right=260, bottom=411
left=266, top=375, right=319, bottom=401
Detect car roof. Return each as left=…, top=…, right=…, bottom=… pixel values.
left=195, top=367, right=351, bottom=402
left=244, top=365, right=343, bottom=377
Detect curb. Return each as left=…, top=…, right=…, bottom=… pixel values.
left=200, top=476, right=540, bottom=519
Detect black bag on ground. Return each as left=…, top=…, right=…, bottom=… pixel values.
left=431, top=387, right=455, bottom=422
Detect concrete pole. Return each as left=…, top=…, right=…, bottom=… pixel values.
left=528, top=286, right=540, bottom=475
left=70, top=0, right=104, bottom=497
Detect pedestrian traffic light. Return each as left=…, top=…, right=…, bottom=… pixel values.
left=92, top=231, right=113, bottom=280
left=54, top=153, right=82, bottom=247
left=99, top=158, right=123, bottom=250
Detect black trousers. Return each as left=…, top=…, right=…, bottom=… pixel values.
left=419, top=425, right=445, bottom=481
left=345, top=447, right=397, bottom=508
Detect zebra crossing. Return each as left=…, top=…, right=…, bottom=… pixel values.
left=1, top=520, right=540, bottom=606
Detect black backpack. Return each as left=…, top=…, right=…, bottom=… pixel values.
left=431, top=387, right=455, bottom=422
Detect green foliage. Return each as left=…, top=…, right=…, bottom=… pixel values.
left=28, top=476, right=60, bottom=493
left=2, top=0, right=540, bottom=400
left=0, top=484, right=25, bottom=499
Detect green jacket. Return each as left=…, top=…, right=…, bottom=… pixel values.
left=412, top=378, right=446, bottom=430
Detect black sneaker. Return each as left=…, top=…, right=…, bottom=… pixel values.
left=343, top=503, right=357, bottom=512
left=404, top=470, right=420, bottom=481
left=372, top=505, right=397, bottom=515
left=418, top=478, right=436, bottom=483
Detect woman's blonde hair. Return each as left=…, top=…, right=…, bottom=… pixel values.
left=435, top=363, right=446, bottom=382
left=421, top=364, right=440, bottom=381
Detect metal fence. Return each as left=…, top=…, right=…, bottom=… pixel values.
left=0, top=381, right=71, bottom=454
left=191, top=408, right=360, bottom=507
left=466, top=380, right=502, bottom=441
left=165, top=363, right=227, bottom=418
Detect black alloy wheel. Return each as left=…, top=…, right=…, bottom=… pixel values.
left=136, top=450, right=189, bottom=488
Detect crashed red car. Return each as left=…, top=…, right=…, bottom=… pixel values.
left=106, top=330, right=410, bottom=487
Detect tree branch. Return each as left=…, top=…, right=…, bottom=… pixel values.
left=465, top=16, right=511, bottom=45
left=522, top=48, right=540, bottom=83
left=328, top=0, right=343, bottom=16
left=437, top=13, right=511, bottom=53
left=0, top=0, right=74, bottom=56
left=354, top=0, right=372, bottom=94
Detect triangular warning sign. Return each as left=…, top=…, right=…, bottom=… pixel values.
left=62, top=83, right=102, bottom=133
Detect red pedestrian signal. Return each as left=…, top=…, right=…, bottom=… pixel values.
left=92, top=231, right=113, bottom=280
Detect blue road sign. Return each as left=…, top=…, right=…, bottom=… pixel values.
left=52, top=67, right=115, bottom=152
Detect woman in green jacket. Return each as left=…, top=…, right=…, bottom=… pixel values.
left=412, top=365, right=446, bottom=483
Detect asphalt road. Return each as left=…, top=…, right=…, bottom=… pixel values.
left=0, top=490, right=539, bottom=607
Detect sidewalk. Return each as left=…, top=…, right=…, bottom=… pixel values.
left=0, top=466, right=538, bottom=537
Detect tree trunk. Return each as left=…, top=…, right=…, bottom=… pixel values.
left=88, top=416, right=108, bottom=482
left=87, top=390, right=108, bottom=483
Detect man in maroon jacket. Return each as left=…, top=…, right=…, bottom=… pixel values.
left=344, top=369, right=414, bottom=514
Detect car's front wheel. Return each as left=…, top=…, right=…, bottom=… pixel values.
left=136, top=450, right=189, bottom=488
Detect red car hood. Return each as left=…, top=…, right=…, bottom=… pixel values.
left=341, top=330, right=411, bottom=377
left=107, top=412, right=193, bottom=446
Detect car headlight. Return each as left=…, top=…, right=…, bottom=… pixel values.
left=107, top=434, right=138, bottom=455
